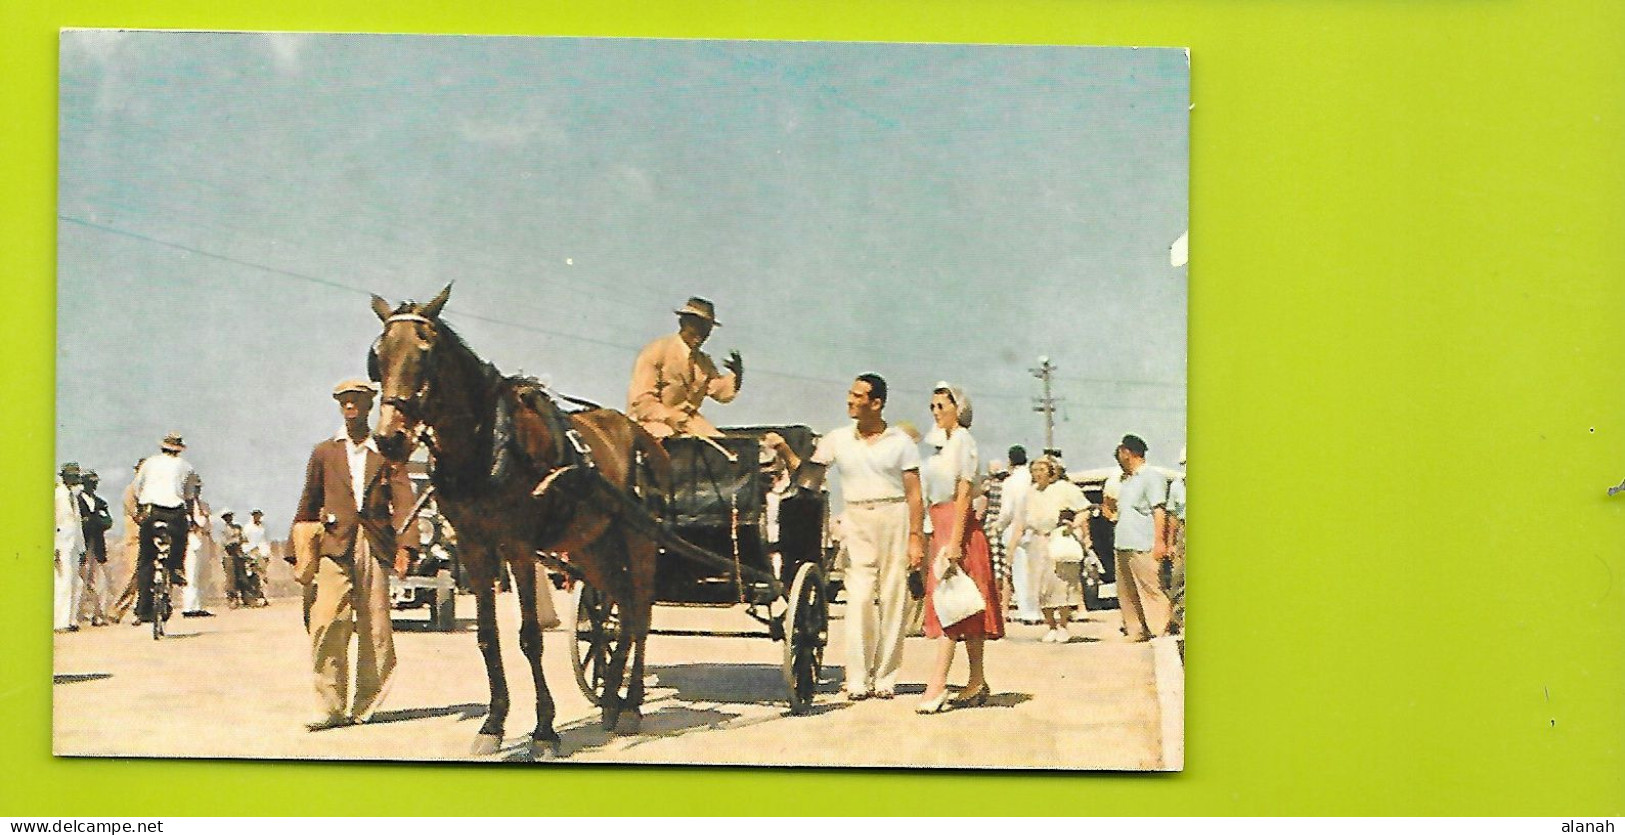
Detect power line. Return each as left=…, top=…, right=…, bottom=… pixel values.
left=60, top=214, right=1185, bottom=415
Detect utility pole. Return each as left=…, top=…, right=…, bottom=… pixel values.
left=1030, top=356, right=1061, bottom=453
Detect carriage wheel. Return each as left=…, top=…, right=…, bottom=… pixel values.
left=567, top=582, right=623, bottom=707
left=782, top=562, right=828, bottom=714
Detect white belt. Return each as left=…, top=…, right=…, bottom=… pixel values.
left=846, top=496, right=905, bottom=507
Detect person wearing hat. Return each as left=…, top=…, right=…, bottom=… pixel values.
left=1112, top=433, right=1171, bottom=641
left=53, top=462, right=87, bottom=632
left=218, top=509, right=248, bottom=608
left=242, top=509, right=272, bottom=599
left=293, top=378, right=416, bottom=731
left=75, top=470, right=115, bottom=627
left=129, top=432, right=200, bottom=624
left=106, top=461, right=147, bottom=624
left=626, top=296, right=744, bottom=440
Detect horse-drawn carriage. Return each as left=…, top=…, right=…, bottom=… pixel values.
left=367, top=285, right=836, bottom=757
left=561, top=426, right=834, bottom=715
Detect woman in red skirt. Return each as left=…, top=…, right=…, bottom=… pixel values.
left=916, top=382, right=1005, bottom=714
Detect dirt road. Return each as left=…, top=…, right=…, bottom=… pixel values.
left=52, top=590, right=1180, bottom=770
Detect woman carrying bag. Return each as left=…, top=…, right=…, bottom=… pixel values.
left=1025, top=456, right=1090, bottom=643
left=915, top=382, right=1005, bottom=714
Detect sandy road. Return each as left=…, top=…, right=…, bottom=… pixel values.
left=52, top=590, right=1179, bottom=770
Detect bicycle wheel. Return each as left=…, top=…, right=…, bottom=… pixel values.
left=152, top=528, right=171, bottom=640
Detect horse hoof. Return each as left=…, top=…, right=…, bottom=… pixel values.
left=470, top=733, right=502, bottom=756
left=531, top=739, right=562, bottom=761
left=613, top=711, right=642, bottom=736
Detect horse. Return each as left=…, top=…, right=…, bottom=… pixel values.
left=367, top=284, right=669, bottom=759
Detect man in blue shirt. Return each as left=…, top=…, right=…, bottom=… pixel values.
left=1112, top=434, right=1170, bottom=641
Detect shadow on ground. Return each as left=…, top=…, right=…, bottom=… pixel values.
left=647, top=662, right=843, bottom=706
left=391, top=617, right=475, bottom=633
left=365, top=702, right=488, bottom=726
left=53, top=673, right=113, bottom=685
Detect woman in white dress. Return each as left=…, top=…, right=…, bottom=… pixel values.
left=1023, top=456, right=1089, bottom=642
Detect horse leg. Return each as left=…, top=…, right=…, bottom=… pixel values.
left=470, top=557, right=509, bottom=756
left=615, top=532, right=659, bottom=736
left=509, top=555, right=561, bottom=760
left=592, top=543, right=634, bottom=732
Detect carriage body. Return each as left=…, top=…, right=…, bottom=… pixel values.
left=656, top=426, right=829, bottom=604
left=567, top=424, right=833, bottom=714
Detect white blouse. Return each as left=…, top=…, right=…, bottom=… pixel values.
left=922, top=427, right=979, bottom=506
left=1025, top=479, right=1087, bottom=535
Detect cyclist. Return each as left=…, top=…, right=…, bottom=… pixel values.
left=130, top=432, right=199, bottom=625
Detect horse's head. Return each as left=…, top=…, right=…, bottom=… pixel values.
left=368, top=283, right=452, bottom=461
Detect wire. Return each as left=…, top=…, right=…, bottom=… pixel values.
left=61, top=213, right=1184, bottom=413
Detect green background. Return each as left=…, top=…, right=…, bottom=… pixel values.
left=4, top=0, right=1622, bottom=817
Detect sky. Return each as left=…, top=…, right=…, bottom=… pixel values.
left=57, top=32, right=1188, bottom=532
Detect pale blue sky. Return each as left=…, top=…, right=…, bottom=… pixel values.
left=58, top=32, right=1187, bottom=529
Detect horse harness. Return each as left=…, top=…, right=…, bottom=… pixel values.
left=373, top=312, right=669, bottom=551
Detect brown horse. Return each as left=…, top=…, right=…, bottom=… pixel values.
left=368, top=285, right=669, bottom=759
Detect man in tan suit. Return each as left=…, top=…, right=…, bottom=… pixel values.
left=626, top=296, right=744, bottom=439
left=294, top=379, right=416, bottom=731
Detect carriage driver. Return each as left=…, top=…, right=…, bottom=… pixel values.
left=627, top=297, right=744, bottom=440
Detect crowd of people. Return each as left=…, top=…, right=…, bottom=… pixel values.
left=765, top=371, right=1187, bottom=715
left=52, top=435, right=274, bottom=634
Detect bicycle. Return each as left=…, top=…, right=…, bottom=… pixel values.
left=147, top=518, right=175, bottom=640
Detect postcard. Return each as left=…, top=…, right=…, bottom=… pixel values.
left=54, top=30, right=1187, bottom=768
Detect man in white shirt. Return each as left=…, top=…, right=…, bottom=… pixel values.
left=129, top=433, right=199, bottom=624
left=53, top=462, right=86, bottom=632
left=243, top=509, right=272, bottom=598
left=993, top=445, right=1038, bottom=623
left=768, top=374, right=925, bottom=700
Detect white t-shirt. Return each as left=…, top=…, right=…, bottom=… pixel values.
left=921, top=428, right=978, bottom=506
left=132, top=453, right=196, bottom=508
left=810, top=423, right=921, bottom=503
left=243, top=521, right=270, bottom=557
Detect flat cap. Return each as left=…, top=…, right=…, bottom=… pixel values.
left=332, top=379, right=379, bottom=399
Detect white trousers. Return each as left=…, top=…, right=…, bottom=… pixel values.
left=182, top=534, right=210, bottom=612
left=841, top=502, right=910, bottom=693
left=53, top=552, right=85, bottom=630
left=1009, top=534, right=1039, bottom=619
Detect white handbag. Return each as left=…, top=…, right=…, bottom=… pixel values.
left=1048, top=529, right=1085, bottom=563
left=931, top=549, right=985, bottom=627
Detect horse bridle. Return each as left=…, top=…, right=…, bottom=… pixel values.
left=369, top=312, right=437, bottom=417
